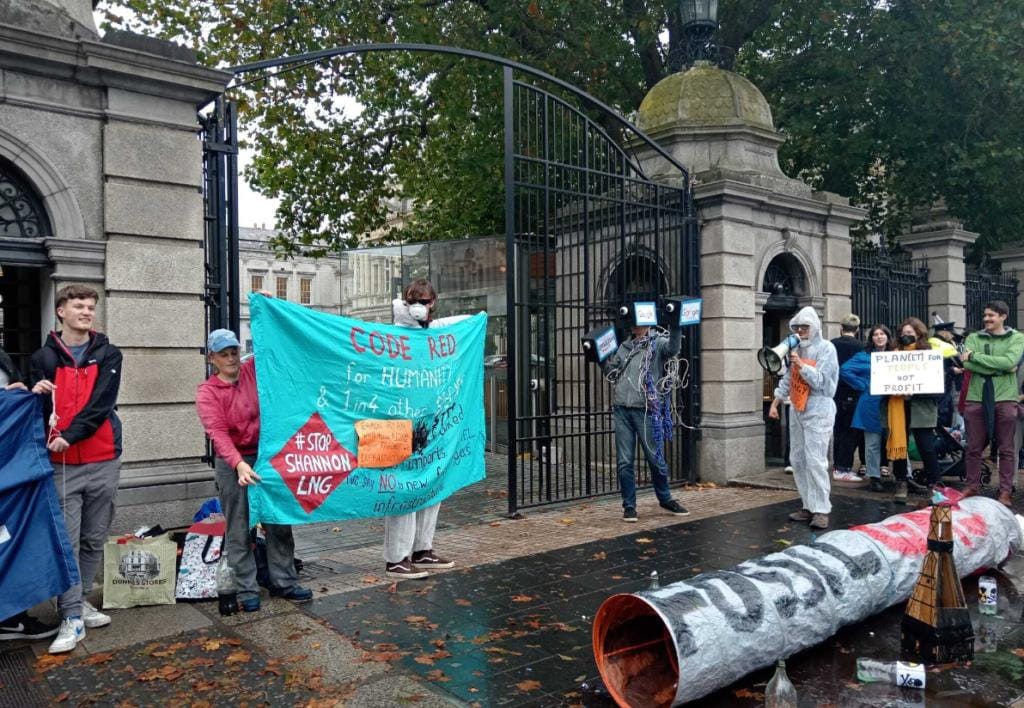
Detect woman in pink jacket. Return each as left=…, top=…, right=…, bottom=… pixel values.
left=196, top=328, right=311, bottom=611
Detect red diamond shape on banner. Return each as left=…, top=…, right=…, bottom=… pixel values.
left=269, top=412, right=358, bottom=514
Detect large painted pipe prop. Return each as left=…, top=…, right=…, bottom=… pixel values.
left=592, top=497, right=1022, bottom=707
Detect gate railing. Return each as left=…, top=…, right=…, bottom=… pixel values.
left=966, top=265, right=1019, bottom=330
left=504, top=69, right=700, bottom=514
left=851, top=242, right=929, bottom=329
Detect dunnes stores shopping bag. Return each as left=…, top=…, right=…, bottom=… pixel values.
left=103, top=534, right=177, bottom=609
left=175, top=515, right=226, bottom=600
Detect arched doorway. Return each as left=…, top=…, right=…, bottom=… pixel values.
left=760, top=253, right=807, bottom=465
left=0, top=156, right=50, bottom=376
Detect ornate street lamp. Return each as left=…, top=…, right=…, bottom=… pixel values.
left=673, top=0, right=721, bottom=70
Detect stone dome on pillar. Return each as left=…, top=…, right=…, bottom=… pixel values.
left=634, top=62, right=811, bottom=196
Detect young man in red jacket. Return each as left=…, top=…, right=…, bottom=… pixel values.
left=31, top=284, right=123, bottom=654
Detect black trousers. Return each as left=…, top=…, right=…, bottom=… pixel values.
left=833, top=396, right=864, bottom=470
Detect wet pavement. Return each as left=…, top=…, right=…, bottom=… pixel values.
left=5, top=482, right=1024, bottom=707
left=302, top=493, right=1024, bottom=706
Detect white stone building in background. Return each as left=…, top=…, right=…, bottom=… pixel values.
left=237, top=227, right=343, bottom=350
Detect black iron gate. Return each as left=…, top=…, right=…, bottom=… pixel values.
left=211, top=44, right=701, bottom=513
left=503, top=69, right=700, bottom=512
left=199, top=99, right=240, bottom=338
left=851, top=243, right=930, bottom=329
left=966, top=264, right=1019, bottom=330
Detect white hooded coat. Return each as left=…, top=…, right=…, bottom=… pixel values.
left=773, top=306, right=839, bottom=514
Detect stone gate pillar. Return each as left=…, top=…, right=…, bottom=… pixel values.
left=631, top=62, right=864, bottom=483
left=897, top=205, right=978, bottom=327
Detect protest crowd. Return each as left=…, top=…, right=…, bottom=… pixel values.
left=3, top=281, right=1023, bottom=665
left=771, top=300, right=1024, bottom=530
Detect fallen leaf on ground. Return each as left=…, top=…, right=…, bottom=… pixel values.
left=425, top=669, right=450, bottom=682
left=331, top=527, right=341, bottom=532
left=201, top=637, right=242, bottom=651
left=511, top=594, right=533, bottom=603
left=387, top=582, right=398, bottom=593
left=558, top=518, right=575, bottom=526
left=455, top=598, right=472, bottom=606
left=35, top=654, right=71, bottom=671
left=81, top=652, right=115, bottom=666
left=1012, top=648, right=1024, bottom=658
left=192, top=680, right=219, bottom=692
left=516, top=679, right=542, bottom=692
left=54, top=691, right=70, bottom=702
left=591, top=551, right=607, bottom=560
left=137, top=665, right=185, bottom=682
left=483, top=647, right=522, bottom=656
left=489, top=521, right=502, bottom=527
left=733, top=688, right=763, bottom=700
left=185, top=658, right=216, bottom=668
left=774, top=538, right=793, bottom=546
left=635, top=537, right=653, bottom=544
left=225, top=649, right=251, bottom=665
left=361, top=575, right=380, bottom=584
left=405, top=615, right=429, bottom=624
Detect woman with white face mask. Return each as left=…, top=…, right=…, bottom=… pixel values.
left=384, top=279, right=468, bottom=578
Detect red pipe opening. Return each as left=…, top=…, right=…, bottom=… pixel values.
left=593, top=593, right=678, bottom=707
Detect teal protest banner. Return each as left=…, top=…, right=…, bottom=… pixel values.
left=247, top=294, right=487, bottom=525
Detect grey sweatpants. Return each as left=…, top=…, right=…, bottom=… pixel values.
left=383, top=503, right=441, bottom=564
left=215, top=456, right=298, bottom=600
left=53, top=458, right=121, bottom=619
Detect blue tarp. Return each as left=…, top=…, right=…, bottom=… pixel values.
left=0, top=390, right=79, bottom=619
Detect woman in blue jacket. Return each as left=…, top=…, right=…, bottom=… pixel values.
left=840, top=324, right=894, bottom=492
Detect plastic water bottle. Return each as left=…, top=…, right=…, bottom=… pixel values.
left=649, top=571, right=660, bottom=590
left=855, top=658, right=925, bottom=689
left=217, top=558, right=238, bottom=616
left=764, top=660, right=797, bottom=708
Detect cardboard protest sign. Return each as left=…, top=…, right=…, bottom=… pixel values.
left=248, top=295, right=487, bottom=525
left=870, top=350, right=944, bottom=396
left=355, top=419, right=413, bottom=468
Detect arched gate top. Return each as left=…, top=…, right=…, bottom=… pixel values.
left=227, top=42, right=690, bottom=183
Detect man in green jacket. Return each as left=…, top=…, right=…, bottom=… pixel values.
left=961, top=300, right=1024, bottom=506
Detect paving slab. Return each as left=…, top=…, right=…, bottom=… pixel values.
left=243, top=611, right=390, bottom=685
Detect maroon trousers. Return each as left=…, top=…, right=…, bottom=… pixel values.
left=963, top=401, right=1017, bottom=494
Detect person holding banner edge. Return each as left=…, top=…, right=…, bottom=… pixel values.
left=961, top=300, right=1024, bottom=506
left=384, top=279, right=466, bottom=579
left=768, top=306, right=838, bottom=529
left=195, top=322, right=313, bottom=611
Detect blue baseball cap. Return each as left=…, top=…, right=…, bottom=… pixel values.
left=207, top=329, right=240, bottom=353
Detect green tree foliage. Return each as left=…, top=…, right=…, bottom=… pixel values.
left=99, top=0, right=1023, bottom=258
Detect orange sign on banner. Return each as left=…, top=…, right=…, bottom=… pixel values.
left=789, top=359, right=816, bottom=412
left=355, top=419, right=413, bottom=468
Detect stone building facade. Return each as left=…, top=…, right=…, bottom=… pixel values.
left=0, top=1, right=230, bottom=504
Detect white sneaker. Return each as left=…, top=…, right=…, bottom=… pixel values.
left=48, top=618, right=85, bottom=654
left=82, top=600, right=111, bottom=629
left=832, top=470, right=865, bottom=483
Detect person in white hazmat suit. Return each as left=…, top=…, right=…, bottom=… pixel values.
left=768, top=306, right=839, bottom=529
